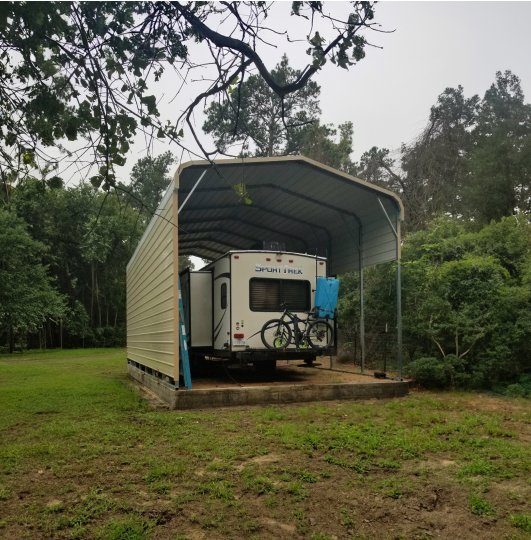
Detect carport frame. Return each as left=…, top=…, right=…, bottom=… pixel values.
left=126, top=155, right=405, bottom=388
left=175, top=157, right=403, bottom=381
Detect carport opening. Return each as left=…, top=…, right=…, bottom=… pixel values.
left=174, top=156, right=404, bottom=386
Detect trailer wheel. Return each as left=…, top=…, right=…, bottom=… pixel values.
left=254, top=360, right=277, bottom=372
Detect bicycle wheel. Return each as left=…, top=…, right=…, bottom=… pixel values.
left=307, top=320, right=334, bottom=349
left=261, top=319, right=292, bottom=349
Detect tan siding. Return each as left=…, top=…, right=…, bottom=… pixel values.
left=127, top=193, right=175, bottom=377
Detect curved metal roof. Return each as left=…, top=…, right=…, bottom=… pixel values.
left=175, top=156, right=403, bottom=275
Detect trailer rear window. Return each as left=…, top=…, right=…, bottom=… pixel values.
left=250, top=278, right=310, bottom=312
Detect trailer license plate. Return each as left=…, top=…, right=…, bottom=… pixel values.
left=233, top=338, right=246, bottom=346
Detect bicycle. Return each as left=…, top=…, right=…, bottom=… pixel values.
left=260, top=302, right=334, bottom=351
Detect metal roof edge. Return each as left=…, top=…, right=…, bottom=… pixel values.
left=174, top=155, right=404, bottom=220
left=126, top=180, right=175, bottom=272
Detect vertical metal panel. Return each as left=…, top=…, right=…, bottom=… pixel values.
left=126, top=195, right=175, bottom=377
left=172, top=190, right=179, bottom=382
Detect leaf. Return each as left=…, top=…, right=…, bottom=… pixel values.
left=140, top=95, right=158, bottom=116
left=22, top=153, right=36, bottom=167
left=89, top=175, right=103, bottom=188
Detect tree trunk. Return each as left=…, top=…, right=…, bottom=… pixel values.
left=91, top=260, right=95, bottom=325
left=9, top=324, right=14, bottom=354
left=95, top=270, right=101, bottom=328
left=48, top=320, right=53, bottom=349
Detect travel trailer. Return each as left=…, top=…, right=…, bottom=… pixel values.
left=180, top=249, right=337, bottom=369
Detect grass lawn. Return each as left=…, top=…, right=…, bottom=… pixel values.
left=1, top=349, right=531, bottom=540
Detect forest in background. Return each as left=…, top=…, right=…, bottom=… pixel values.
left=2, top=66, right=531, bottom=396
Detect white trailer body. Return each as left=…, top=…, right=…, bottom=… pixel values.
left=180, top=250, right=334, bottom=364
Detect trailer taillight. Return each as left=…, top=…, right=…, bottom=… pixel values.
left=234, top=333, right=244, bottom=339
left=319, top=262, right=324, bottom=265
left=234, top=255, right=239, bottom=259
left=277, top=258, right=282, bottom=262
left=289, top=259, right=293, bottom=263
left=266, top=258, right=271, bottom=261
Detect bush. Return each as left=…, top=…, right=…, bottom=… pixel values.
left=492, top=374, right=531, bottom=398
left=408, top=357, right=448, bottom=388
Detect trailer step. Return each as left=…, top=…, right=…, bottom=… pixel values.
left=178, top=276, right=192, bottom=389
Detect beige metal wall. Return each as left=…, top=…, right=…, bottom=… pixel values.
left=126, top=183, right=176, bottom=378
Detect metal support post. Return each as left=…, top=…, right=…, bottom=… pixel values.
left=378, top=197, right=403, bottom=380
left=360, top=266, right=365, bottom=374
left=359, top=227, right=365, bottom=375
left=397, top=258, right=403, bottom=380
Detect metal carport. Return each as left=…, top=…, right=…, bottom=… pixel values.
left=174, top=156, right=404, bottom=379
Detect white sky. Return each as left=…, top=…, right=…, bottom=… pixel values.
left=120, top=1, right=531, bottom=180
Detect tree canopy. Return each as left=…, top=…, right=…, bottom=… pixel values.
left=0, top=1, right=378, bottom=189
left=203, top=54, right=357, bottom=172
left=357, top=71, right=531, bottom=231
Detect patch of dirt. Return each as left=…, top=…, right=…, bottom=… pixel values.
left=190, top=359, right=399, bottom=390
left=251, top=453, right=281, bottom=465
left=134, top=382, right=170, bottom=409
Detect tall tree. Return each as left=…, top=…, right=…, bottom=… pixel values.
left=0, top=208, right=66, bottom=352
left=463, top=71, right=531, bottom=223
left=203, top=54, right=357, bottom=169
left=296, top=121, right=357, bottom=174
left=357, top=72, right=531, bottom=231
left=203, top=55, right=321, bottom=157
left=119, top=151, right=175, bottom=222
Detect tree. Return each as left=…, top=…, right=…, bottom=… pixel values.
left=463, top=71, right=531, bottom=223
left=295, top=121, right=357, bottom=174
left=119, top=152, right=194, bottom=271
left=0, top=208, right=66, bottom=352
left=203, top=54, right=321, bottom=157
left=0, top=2, right=379, bottom=190
left=119, top=151, right=175, bottom=222
left=357, top=72, right=531, bottom=231
left=203, top=54, right=357, bottom=169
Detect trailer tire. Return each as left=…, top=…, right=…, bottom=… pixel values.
left=261, top=319, right=292, bottom=349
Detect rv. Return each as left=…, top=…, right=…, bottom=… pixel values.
left=180, top=250, right=337, bottom=370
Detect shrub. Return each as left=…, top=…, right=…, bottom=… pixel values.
left=408, top=357, right=448, bottom=388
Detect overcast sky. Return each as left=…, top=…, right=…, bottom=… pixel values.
left=119, top=1, right=531, bottom=183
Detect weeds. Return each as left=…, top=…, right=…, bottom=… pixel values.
left=470, top=495, right=496, bottom=517
left=511, top=512, right=531, bottom=533
left=95, top=516, right=154, bottom=540
left=196, top=480, right=234, bottom=500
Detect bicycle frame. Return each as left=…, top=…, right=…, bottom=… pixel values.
left=277, top=308, right=314, bottom=351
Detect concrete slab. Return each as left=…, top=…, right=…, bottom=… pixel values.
left=127, top=364, right=408, bottom=410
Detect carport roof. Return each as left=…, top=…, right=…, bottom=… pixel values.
left=175, top=156, right=403, bottom=275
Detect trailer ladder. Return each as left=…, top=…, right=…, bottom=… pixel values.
left=178, top=276, right=192, bottom=389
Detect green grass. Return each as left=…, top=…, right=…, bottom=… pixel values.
left=2, top=348, right=531, bottom=539
left=511, top=512, right=531, bottom=533
left=470, top=495, right=496, bottom=516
